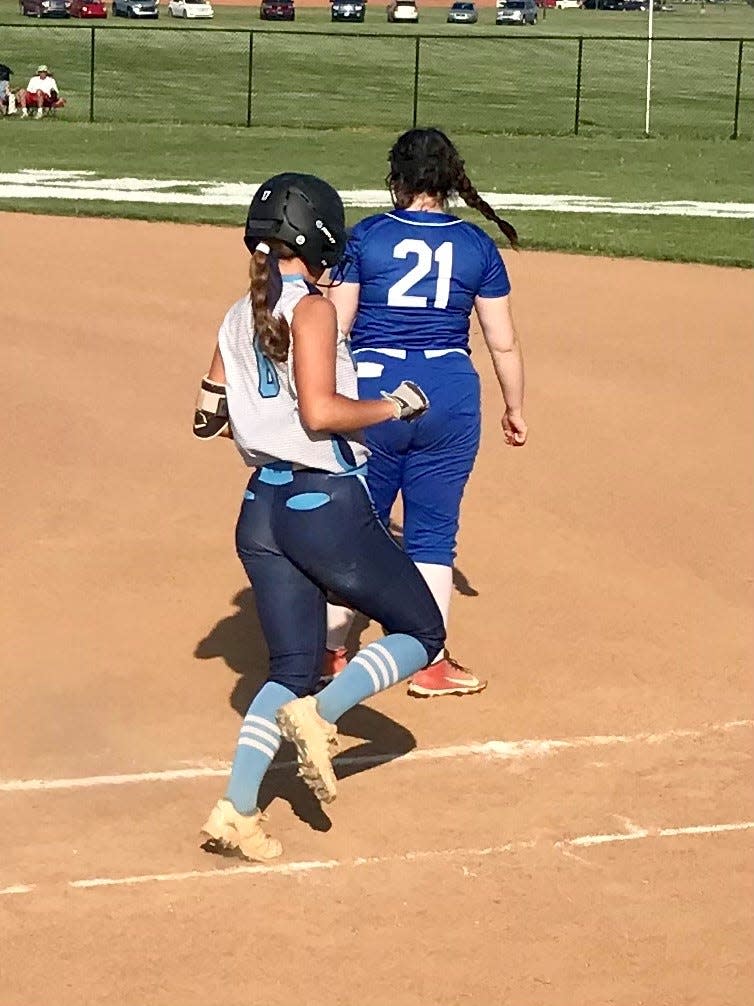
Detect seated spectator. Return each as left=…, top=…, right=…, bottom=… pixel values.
left=0, top=63, right=15, bottom=116
left=17, top=65, right=66, bottom=120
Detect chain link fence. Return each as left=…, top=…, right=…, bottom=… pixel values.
left=2, top=25, right=752, bottom=138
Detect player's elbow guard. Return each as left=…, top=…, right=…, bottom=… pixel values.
left=193, top=375, right=229, bottom=440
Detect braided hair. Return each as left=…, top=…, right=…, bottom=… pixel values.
left=386, top=128, right=518, bottom=249
left=248, top=240, right=296, bottom=363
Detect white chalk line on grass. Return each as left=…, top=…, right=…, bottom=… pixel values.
left=1, top=719, right=751, bottom=795
left=1, top=170, right=752, bottom=219
left=3, top=819, right=751, bottom=897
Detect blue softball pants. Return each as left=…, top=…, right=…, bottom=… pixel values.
left=354, top=349, right=482, bottom=566
left=235, top=465, right=445, bottom=698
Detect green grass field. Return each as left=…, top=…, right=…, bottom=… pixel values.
left=1, top=2, right=752, bottom=264
left=1, top=2, right=752, bottom=134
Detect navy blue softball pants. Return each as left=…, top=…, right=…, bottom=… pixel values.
left=235, top=465, right=446, bottom=697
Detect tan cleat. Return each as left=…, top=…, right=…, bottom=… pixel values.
left=200, top=798, right=282, bottom=862
left=276, top=695, right=339, bottom=804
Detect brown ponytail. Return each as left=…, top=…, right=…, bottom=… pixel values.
left=249, top=241, right=295, bottom=363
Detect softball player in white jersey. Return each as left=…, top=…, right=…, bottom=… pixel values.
left=193, top=173, right=445, bottom=861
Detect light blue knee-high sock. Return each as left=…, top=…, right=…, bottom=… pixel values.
left=225, top=681, right=296, bottom=814
left=316, top=634, right=428, bottom=724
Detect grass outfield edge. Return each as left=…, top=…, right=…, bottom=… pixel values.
left=2, top=202, right=751, bottom=268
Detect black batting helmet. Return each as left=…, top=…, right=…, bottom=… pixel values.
left=244, top=173, right=346, bottom=269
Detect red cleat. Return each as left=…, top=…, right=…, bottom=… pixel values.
left=318, top=647, right=349, bottom=689
left=407, top=656, right=487, bottom=698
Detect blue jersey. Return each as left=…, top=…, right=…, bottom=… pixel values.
left=337, top=209, right=511, bottom=352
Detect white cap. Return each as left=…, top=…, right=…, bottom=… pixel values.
left=37, top=65, right=49, bottom=73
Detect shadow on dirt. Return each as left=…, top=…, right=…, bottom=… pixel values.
left=194, top=588, right=418, bottom=833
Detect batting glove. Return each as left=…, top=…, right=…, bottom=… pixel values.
left=381, top=381, right=429, bottom=422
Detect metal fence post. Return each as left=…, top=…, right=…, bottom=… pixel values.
left=574, top=36, right=583, bottom=136
left=732, top=38, right=744, bottom=140
left=89, top=26, right=95, bottom=123
left=246, top=30, right=254, bottom=128
left=412, top=36, right=420, bottom=129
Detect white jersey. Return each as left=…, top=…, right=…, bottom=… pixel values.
left=218, top=277, right=368, bottom=474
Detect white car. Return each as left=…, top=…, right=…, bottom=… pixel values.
left=555, top=0, right=581, bottom=7
left=168, top=0, right=213, bottom=16
left=387, top=0, right=418, bottom=21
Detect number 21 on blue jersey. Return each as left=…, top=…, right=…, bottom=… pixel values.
left=387, top=239, right=454, bottom=310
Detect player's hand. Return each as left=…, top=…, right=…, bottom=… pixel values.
left=382, top=381, right=429, bottom=422
left=502, top=409, right=527, bottom=446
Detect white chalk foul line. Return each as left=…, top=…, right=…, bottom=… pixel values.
left=4, top=818, right=751, bottom=897
left=1, top=719, right=751, bottom=795
left=63, top=820, right=754, bottom=893
left=1, top=170, right=752, bottom=218
left=0, top=884, right=35, bottom=896
left=564, top=821, right=754, bottom=848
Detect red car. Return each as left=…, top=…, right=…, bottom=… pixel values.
left=69, top=0, right=107, bottom=14
left=260, top=0, right=295, bottom=19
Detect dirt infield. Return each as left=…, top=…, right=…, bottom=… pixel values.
left=1, top=212, right=752, bottom=1006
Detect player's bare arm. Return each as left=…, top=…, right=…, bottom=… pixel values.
left=326, top=280, right=360, bottom=336
left=475, top=293, right=527, bottom=446
left=292, top=295, right=415, bottom=432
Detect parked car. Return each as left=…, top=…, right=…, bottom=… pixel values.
left=554, top=0, right=580, bottom=7
left=168, top=0, right=213, bottom=15
left=260, top=0, right=295, bottom=19
left=331, top=0, right=366, bottom=20
left=496, top=0, right=538, bottom=23
left=19, top=0, right=70, bottom=17
left=69, top=0, right=107, bottom=15
left=112, top=0, right=158, bottom=15
left=582, top=0, right=648, bottom=7
left=447, top=1, right=477, bottom=22
left=387, top=0, right=418, bottom=21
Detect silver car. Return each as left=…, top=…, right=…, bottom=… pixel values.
left=447, top=1, right=478, bottom=22
left=496, top=0, right=538, bottom=24
left=112, top=0, right=159, bottom=16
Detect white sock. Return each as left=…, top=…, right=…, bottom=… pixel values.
left=326, top=603, right=356, bottom=652
left=415, top=562, right=453, bottom=665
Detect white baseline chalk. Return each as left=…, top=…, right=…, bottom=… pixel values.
left=5, top=819, right=750, bottom=897
left=0, top=884, right=35, bottom=896
left=1, top=720, right=754, bottom=796
left=564, top=820, right=754, bottom=847
left=67, top=819, right=754, bottom=893
left=1, top=719, right=751, bottom=795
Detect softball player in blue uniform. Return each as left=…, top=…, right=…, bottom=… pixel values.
left=194, top=174, right=444, bottom=861
left=325, top=129, right=527, bottom=698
